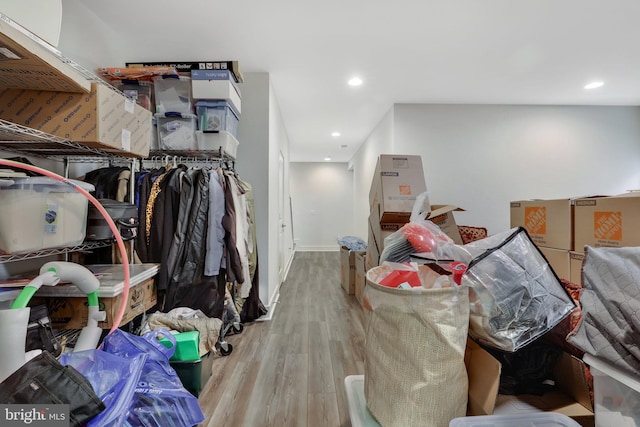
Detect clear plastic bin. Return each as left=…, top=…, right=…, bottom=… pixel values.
left=583, top=354, right=640, bottom=427
left=113, top=79, right=153, bottom=111
left=195, top=130, right=239, bottom=158
left=156, top=113, right=198, bottom=151
left=0, top=177, right=94, bottom=253
left=195, top=100, right=239, bottom=136
left=153, top=75, right=192, bottom=114
left=449, top=413, right=582, bottom=426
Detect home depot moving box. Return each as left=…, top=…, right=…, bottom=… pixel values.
left=354, top=252, right=367, bottom=307
left=574, top=194, right=640, bottom=249
left=0, top=82, right=152, bottom=157
left=465, top=339, right=594, bottom=426
left=429, top=204, right=464, bottom=245
left=539, top=247, right=570, bottom=281
left=368, top=154, right=429, bottom=224
left=510, top=199, right=574, bottom=250
left=569, top=251, right=585, bottom=286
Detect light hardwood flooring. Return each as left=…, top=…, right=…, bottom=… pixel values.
left=198, top=251, right=367, bottom=427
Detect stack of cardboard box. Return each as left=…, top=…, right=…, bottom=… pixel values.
left=511, top=193, right=640, bottom=286
left=360, top=154, right=463, bottom=306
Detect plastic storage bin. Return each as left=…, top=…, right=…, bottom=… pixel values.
left=343, top=375, right=382, bottom=427
left=195, top=100, right=239, bottom=137
left=170, top=351, right=214, bottom=397
left=156, top=113, right=198, bottom=151
left=583, top=353, right=640, bottom=427
left=195, top=130, right=239, bottom=158
left=0, top=177, right=94, bottom=253
left=113, top=79, right=153, bottom=111
left=449, top=413, right=581, bottom=426
left=153, top=75, right=192, bottom=114
left=159, top=331, right=200, bottom=362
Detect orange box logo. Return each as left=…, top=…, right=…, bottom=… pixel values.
left=594, top=211, right=622, bottom=240
left=398, top=185, right=412, bottom=195
left=525, top=206, right=546, bottom=235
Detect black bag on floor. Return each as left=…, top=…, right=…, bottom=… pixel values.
left=0, top=351, right=105, bottom=427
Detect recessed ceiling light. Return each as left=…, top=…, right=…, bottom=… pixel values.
left=341, top=144, right=348, bottom=148
left=324, top=156, right=332, bottom=161
left=584, top=81, right=604, bottom=90
left=331, top=132, right=341, bottom=137
left=348, top=77, right=363, bottom=86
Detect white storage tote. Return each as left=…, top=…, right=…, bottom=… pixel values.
left=0, top=177, right=94, bottom=253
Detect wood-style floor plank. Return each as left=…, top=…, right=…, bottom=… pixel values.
left=198, top=251, right=366, bottom=426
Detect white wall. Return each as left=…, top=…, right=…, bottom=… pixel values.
left=349, top=107, right=395, bottom=240
left=289, top=162, right=354, bottom=251
left=236, top=72, right=293, bottom=309
left=351, top=104, right=640, bottom=237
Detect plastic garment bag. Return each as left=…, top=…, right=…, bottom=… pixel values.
left=100, top=328, right=205, bottom=426
left=61, top=349, right=146, bottom=427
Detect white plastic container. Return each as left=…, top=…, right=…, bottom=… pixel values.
left=583, top=353, right=640, bottom=427
left=0, top=177, right=94, bottom=253
left=153, top=75, right=192, bottom=114
left=449, top=413, right=582, bottom=426
left=156, top=113, right=198, bottom=151
left=195, top=130, right=239, bottom=158
left=343, top=375, right=382, bottom=427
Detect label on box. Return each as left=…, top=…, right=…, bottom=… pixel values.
left=525, top=206, right=547, bottom=235
left=121, top=129, right=131, bottom=151
left=43, top=203, right=58, bottom=234
left=124, top=97, right=135, bottom=114
left=594, top=211, right=622, bottom=241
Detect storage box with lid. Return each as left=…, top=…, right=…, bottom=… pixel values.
left=113, top=79, right=154, bottom=112
left=0, top=177, right=94, bottom=253
left=583, top=353, right=640, bottom=427
left=190, top=69, right=241, bottom=115
left=156, top=113, right=198, bottom=151
left=195, top=130, right=239, bottom=158
left=195, top=100, right=240, bottom=137
left=153, top=75, right=193, bottom=114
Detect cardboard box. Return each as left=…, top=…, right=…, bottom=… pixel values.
left=510, top=199, right=574, bottom=250
left=0, top=13, right=91, bottom=93
left=428, top=204, right=464, bottom=245
left=0, top=82, right=152, bottom=157
left=466, top=339, right=594, bottom=426
left=574, top=194, right=640, bottom=250
left=539, top=247, right=570, bottom=281
left=569, top=251, right=585, bottom=286
left=368, top=154, right=429, bottom=224
left=340, top=246, right=364, bottom=295
left=354, top=252, right=367, bottom=307
left=34, top=277, right=157, bottom=329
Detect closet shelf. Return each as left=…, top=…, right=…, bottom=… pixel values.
left=0, top=118, right=134, bottom=160
left=0, top=240, right=112, bottom=263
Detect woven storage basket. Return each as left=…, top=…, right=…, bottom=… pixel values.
left=363, top=265, right=470, bottom=427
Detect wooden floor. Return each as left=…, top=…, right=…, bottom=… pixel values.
left=198, top=251, right=367, bottom=427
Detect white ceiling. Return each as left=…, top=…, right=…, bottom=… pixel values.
left=77, top=0, right=640, bottom=162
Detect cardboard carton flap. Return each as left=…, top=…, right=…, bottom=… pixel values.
left=428, top=205, right=465, bottom=218
left=465, top=339, right=501, bottom=415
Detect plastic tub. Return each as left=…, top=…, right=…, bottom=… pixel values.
left=449, top=413, right=582, bottom=426
left=0, top=177, right=94, bottom=253
left=159, top=330, right=200, bottom=362
left=170, top=351, right=213, bottom=397
left=344, top=375, right=382, bottom=427
left=583, top=353, right=640, bottom=427
left=195, top=100, right=239, bottom=136
left=153, top=75, right=192, bottom=114
left=156, top=113, right=198, bottom=151
left=195, top=130, right=239, bottom=158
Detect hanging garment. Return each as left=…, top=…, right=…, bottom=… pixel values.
left=221, top=170, right=244, bottom=285
left=204, top=168, right=226, bottom=276
left=165, top=169, right=210, bottom=310
left=135, top=168, right=165, bottom=263
left=226, top=171, right=250, bottom=297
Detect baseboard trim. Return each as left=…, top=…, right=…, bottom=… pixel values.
left=295, top=245, right=339, bottom=252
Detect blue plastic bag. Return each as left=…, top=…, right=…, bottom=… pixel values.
left=60, top=349, right=146, bottom=427
left=101, top=328, right=205, bottom=426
